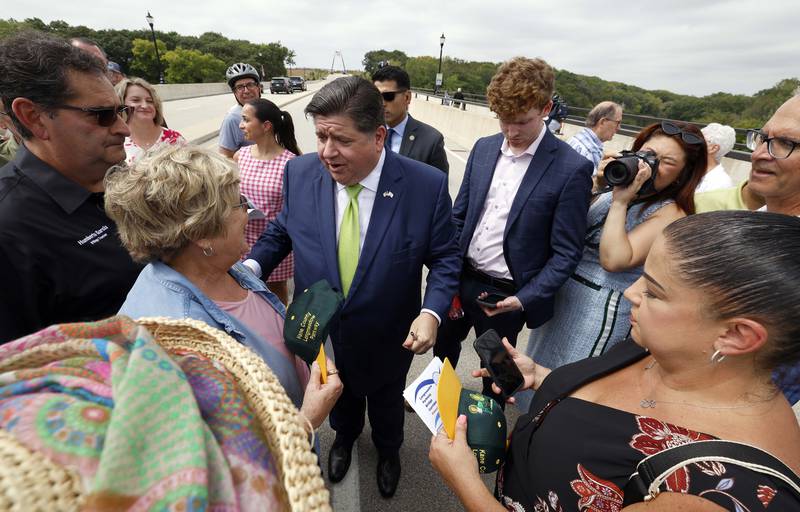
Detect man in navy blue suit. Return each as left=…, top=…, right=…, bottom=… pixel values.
left=246, top=77, right=460, bottom=498
left=433, top=57, right=593, bottom=403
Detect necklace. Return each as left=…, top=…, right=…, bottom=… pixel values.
left=639, top=358, right=771, bottom=410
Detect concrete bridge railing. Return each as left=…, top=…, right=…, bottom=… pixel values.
left=154, top=83, right=230, bottom=101
left=409, top=94, right=752, bottom=184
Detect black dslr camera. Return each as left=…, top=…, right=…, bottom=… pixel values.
left=604, top=150, right=659, bottom=195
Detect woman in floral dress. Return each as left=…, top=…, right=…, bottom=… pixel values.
left=430, top=211, right=800, bottom=511
left=116, top=77, right=185, bottom=164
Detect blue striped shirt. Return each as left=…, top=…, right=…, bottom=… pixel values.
left=567, top=127, right=604, bottom=175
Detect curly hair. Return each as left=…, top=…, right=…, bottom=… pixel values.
left=486, top=57, right=555, bottom=118
left=104, top=145, right=240, bottom=263
left=115, top=77, right=165, bottom=127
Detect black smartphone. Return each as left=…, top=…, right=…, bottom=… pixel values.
left=472, top=329, right=524, bottom=399
left=475, top=292, right=508, bottom=308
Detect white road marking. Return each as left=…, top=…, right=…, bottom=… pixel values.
left=444, top=145, right=467, bottom=164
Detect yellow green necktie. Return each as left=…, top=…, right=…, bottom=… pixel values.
left=338, top=184, right=363, bottom=296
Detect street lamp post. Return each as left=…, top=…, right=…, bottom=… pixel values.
left=435, top=33, right=445, bottom=94
left=145, top=11, right=165, bottom=84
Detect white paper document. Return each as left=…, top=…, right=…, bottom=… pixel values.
left=402, top=357, right=443, bottom=435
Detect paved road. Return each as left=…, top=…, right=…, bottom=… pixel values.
left=166, top=83, right=529, bottom=511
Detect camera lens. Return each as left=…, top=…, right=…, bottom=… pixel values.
left=605, top=155, right=639, bottom=187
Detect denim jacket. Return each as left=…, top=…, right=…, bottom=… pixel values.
left=119, top=261, right=304, bottom=407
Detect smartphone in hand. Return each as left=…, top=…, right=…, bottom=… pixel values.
left=473, top=329, right=524, bottom=399
left=475, top=292, right=508, bottom=309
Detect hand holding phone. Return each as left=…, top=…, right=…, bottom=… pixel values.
left=473, top=329, right=524, bottom=399
left=475, top=292, right=508, bottom=309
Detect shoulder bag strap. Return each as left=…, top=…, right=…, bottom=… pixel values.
left=623, top=439, right=800, bottom=506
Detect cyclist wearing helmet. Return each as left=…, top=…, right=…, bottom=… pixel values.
left=219, top=62, right=261, bottom=158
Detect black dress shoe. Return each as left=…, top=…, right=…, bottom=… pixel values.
left=328, top=440, right=353, bottom=483
left=376, top=454, right=401, bottom=498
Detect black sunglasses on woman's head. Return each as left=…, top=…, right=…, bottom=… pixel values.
left=661, top=121, right=704, bottom=145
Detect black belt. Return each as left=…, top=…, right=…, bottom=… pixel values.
left=462, top=264, right=516, bottom=294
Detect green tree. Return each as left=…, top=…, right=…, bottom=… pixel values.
left=285, top=49, right=296, bottom=74
left=130, top=37, right=167, bottom=83
left=405, top=56, right=439, bottom=89
left=362, top=49, right=408, bottom=76
left=163, top=47, right=226, bottom=83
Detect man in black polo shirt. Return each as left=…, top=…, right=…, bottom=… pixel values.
left=0, top=32, right=143, bottom=343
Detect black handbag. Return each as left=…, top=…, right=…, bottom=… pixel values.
left=622, top=439, right=800, bottom=506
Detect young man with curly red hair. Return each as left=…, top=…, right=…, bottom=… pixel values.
left=433, top=57, right=593, bottom=404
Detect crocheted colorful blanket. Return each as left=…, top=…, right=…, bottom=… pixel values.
left=0, top=316, right=283, bottom=511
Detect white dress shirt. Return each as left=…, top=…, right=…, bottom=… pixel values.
left=466, top=125, right=547, bottom=280
left=387, top=114, right=409, bottom=154
left=335, top=150, right=385, bottom=249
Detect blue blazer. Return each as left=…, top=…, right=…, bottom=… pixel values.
left=249, top=150, right=461, bottom=394
left=453, top=131, right=593, bottom=328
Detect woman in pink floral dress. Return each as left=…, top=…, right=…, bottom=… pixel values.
left=430, top=211, right=800, bottom=511
left=236, top=98, right=301, bottom=304
left=116, top=77, right=185, bottom=164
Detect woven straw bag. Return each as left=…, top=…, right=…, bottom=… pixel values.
left=0, top=316, right=331, bottom=512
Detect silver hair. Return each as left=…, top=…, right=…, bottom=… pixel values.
left=585, top=101, right=622, bottom=128
left=701, top=123, right=736, bottom=162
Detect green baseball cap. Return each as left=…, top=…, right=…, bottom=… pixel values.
left=438, top=359, right=507, bottom=473
left=283, top=279, right=343, bottom=364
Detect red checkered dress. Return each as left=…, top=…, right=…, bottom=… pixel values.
left=238, top=146, right=296, bottom=282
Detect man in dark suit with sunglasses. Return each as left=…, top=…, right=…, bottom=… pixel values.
left=373, top=66, right=449, bottom=174
left=0, top=32, right=143, bottom=343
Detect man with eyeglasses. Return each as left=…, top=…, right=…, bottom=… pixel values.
left=745, top=94, right=800, bottom=410
left=566, top=101, right=623, bottom=176
left=747, top=95, right=800, bottom=216
left=219, top=62, right=261, bottom=159
left=372, top=66, right=449, bottom=174
left=0, top=31, right=143, bottom=343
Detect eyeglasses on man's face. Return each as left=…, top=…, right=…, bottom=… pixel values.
left=48, top=104, right=131, bottom=127
left=746, top=129, right=799, bottom=160
left=380, top=90, right=407, bottom=102
left=234, top=82, right=259, bottom=93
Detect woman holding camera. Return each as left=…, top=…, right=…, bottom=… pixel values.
left=431, top=211, right=800, bottom=511
left=524, top=122, right=706, bottom=390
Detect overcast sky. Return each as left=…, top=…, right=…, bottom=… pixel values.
left=12, top=0, right=796, bottom=96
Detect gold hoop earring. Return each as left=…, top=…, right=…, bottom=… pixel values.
left=202, top=246, right=214, bottom=257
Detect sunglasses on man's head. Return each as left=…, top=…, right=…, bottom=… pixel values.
left=380, top=90, right=407, bottom=102
left=661, top=121, right=704, bottom=145
left=49, top=104, right=131, bottom=127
